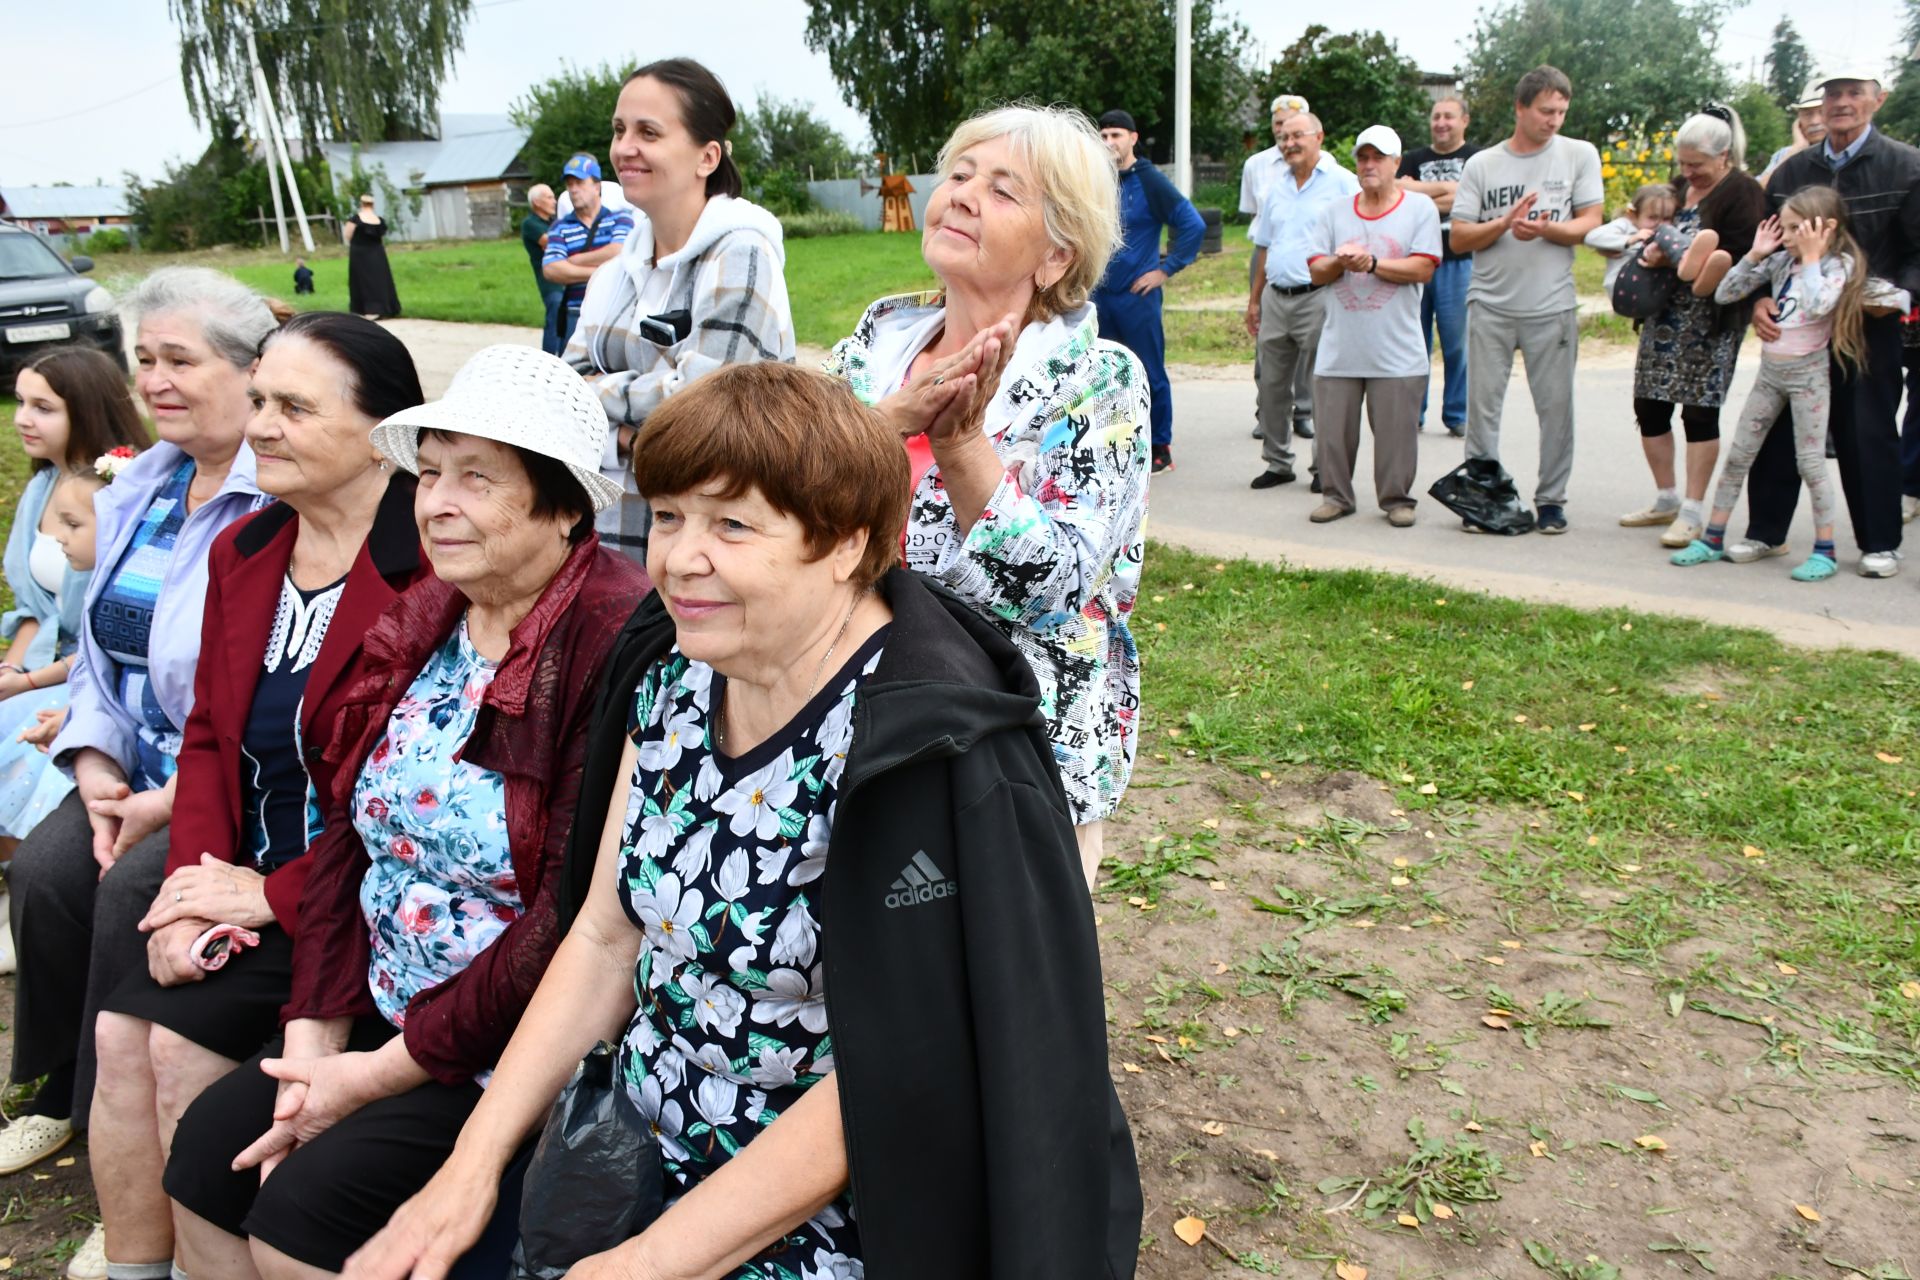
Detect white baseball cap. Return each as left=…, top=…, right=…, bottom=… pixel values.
left=1354, top=125, right=1404, bottom=158
left=372, top=344, right=624, bottom=513
left=1813, top=67, right=1885, bottom=89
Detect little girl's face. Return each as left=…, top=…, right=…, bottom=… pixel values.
left=1634, top=207, right=1671, bottom=231
left=49, top=477, right=102, bottom=571
left=1780, top=210, right=1807, bottom=238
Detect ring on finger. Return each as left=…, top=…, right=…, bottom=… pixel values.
left=174, top=890, right=183, bottom=902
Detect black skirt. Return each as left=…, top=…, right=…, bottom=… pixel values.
left=100, top=926, right=295, bottom=1062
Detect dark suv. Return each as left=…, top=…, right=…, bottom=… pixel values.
left=0, top=221, right=125, bottom=379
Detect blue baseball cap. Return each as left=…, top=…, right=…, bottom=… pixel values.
left=562, top=154, right=601, bottom=181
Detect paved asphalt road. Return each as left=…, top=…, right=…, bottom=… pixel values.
left=385, top=320, right=1919, bottom=657
left=1146, top=351, right=1920, bottom=657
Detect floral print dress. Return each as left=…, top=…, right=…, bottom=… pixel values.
left=1634, top=205, right=1742, bottom=408
left=355, top=619, right=520, bottom=1040
left=615, top=634, right=888, bottom=1280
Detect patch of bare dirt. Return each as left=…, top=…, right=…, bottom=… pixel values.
left=1101, top=755, right=1920, bottom=1279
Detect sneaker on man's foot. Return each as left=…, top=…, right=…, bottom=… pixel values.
left=1386, top=506, right=1416, bottom=527
left=1724, top=538, right=1788, bottom=563
left=1251, top=425, right=1264, bottom=439
left=1903, top=494, right=1919, bottom=524
left=66, top=1225, right=106, bottom=1280
left=1250, top=469, right=1295, bottom=490
left=1535, top=504, right=1568, bottom=534
left=1859, top=550, right=1904, bottom=578
left=1619, top=502, right=1681, bottom=528
left=1659, top=517, right=1703, bottom=548
left=0, top=1114, right=73, bottom=1175
left=1445, top=423, right=1466, bottom=438
left=1151, top=445, right=1174, bottom=474
left=1308, top=501, right=1352, bottom=523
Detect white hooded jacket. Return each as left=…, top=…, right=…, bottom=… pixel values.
left=566, top=194, right=796, bottom=549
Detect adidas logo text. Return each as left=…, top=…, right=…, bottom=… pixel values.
left=885, top=850, right=957, bottom=909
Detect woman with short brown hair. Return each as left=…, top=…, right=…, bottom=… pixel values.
left=349, top=362, right=1140, bottom=1280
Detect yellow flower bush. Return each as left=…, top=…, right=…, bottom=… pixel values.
left=1602, top=123, right=1679, bottom=215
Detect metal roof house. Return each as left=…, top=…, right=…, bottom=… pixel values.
left=0, top=186, right=134, bottom=240
left=318, top=114, right=531, bottom=241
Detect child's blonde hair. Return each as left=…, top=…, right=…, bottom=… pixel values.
left=1780, top=185, right=1868, bottom=372
left=1628, top=183, right=1676, bottom=219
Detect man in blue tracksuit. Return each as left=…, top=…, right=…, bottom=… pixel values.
left=1094, top=109, right=1205, bottom=473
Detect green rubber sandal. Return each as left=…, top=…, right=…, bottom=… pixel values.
left=1789, top=553, right=1837, bottom=582
left=1670, top=539, right=1724, bottom=566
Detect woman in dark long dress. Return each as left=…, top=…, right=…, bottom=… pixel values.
left=346, top=195, right=402, bottom=320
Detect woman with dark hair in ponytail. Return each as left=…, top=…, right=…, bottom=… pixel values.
left=567, top=56, right=795, bottom=560
left=83, top=313, right=432, bottom=1280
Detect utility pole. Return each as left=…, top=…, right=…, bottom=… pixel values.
left=245, top=25, right=312, bottom=253
left=247, top=27, right=289, bottom=253
left=1174, top=0, right=1193, bottom=196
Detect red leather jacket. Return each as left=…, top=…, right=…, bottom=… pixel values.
left=283, top=536, right=649, bottom=1084
left=167, top=477, right=425, bottom=933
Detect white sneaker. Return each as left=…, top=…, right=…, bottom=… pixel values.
left=1859, top=550, right=1904, bottom=578
left=65, top=1224, right=107, bottom=1280
left=1619, top=502, right=1681, bottom=528
left=1660, top=517, right=1704, bottom=548
left=0, top=1113, right=73, bottom=1175
left=1903, top=495, right=1918, bottom=524
left=1724, top=539, right=1788, bottom=564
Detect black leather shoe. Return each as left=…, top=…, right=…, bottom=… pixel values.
left=1309, top=474, right=1322, bottom=494
left=1151, top=445, right=1173, bottom=473
left=1250, top=469, right=1295, bottom=489
left=1295, top=419, right=1315, bottom=440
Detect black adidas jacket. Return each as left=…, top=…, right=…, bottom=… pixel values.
left=1766, top=126, right=1920, bottom=298
left=560, top=568, right=1143, bottom=1278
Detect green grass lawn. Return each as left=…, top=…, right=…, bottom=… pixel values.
left=1135, top=544, right=1919, bottom=1028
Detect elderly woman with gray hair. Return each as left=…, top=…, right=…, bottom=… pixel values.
left=1618, top=106, right=1768, bottom=548
left=824, top=104, right=1151, bottom=888
left=1, top=268, right=274, bottom=1202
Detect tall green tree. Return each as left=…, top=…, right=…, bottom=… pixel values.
left=803, top=0, right=1254, bottom=165
left=1730, top=80, right=1788, bottom=168
left=1255, top=27, right=1430, bottom=147
left=1763, top=18, right=1815, bottom=108
left=1461, top=0, right=1731, bottom=145
left=1873, top=0, right=1920, bottom=143
left=511, top=63, right=627, bottom=189
left=733, top=94, right=862, bottom=212
left=170, top=0, right=473, bottom=144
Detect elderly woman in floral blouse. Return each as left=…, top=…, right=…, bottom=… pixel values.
left=824, top=103, right=1149, bottom=887
left=158, top=345, right=646, bottom=1279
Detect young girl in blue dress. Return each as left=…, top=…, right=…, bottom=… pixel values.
left=0, top=348, right=148, bottom=841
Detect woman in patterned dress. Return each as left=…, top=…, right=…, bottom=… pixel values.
left=158, top=345, right=647, bottom=1277
left=85, top=314, right=431, bottom=1279
left=824, top=104, right=1150, bottom=888
left=3, top=268, right=276, bottom=1194
left=1619, top=108, right=1767, bottom=548
left=352, top=363, right=1140, bottom=1280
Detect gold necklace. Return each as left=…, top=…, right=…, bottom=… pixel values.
left=715, top=595, right=861, bottom=753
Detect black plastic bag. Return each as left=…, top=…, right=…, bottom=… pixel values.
left=1427, top=458, right=1536, bottom=535
left=509, top=1043, right=664, bottom=1280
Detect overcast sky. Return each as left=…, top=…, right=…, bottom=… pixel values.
left=1, top=0, right=1906, bottom=188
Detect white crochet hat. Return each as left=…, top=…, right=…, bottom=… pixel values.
left=371, top=344, right=624, bottom=513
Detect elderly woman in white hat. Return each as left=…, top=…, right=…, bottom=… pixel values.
left=156, top=345, right=650, bottom=1280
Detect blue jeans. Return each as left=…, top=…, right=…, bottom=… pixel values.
left=557, top=300, right=583, bottom=352
left=1421, top=255, right=1471, bottom=429
left=1093, top=285, right=1172, bottom=447
left=539, top=284, right=565, bottom=356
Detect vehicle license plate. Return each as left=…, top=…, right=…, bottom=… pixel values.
left=6, top=323, right=71, bottom=343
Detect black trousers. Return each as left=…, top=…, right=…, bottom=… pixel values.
left=1901, top=339, right=1920, bottom=500
left=6, top=789, right=167, bottom=1129
left=1744, top=312, right=1905, bottom=552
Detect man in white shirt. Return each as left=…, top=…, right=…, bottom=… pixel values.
left=1240, top=94, right=1348, bottom=443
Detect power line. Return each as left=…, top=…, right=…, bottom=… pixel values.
left=0, top=75, right=177, bottom=131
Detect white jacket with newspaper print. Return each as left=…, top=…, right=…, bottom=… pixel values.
left=826, top=292, right=1150, bottom=824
